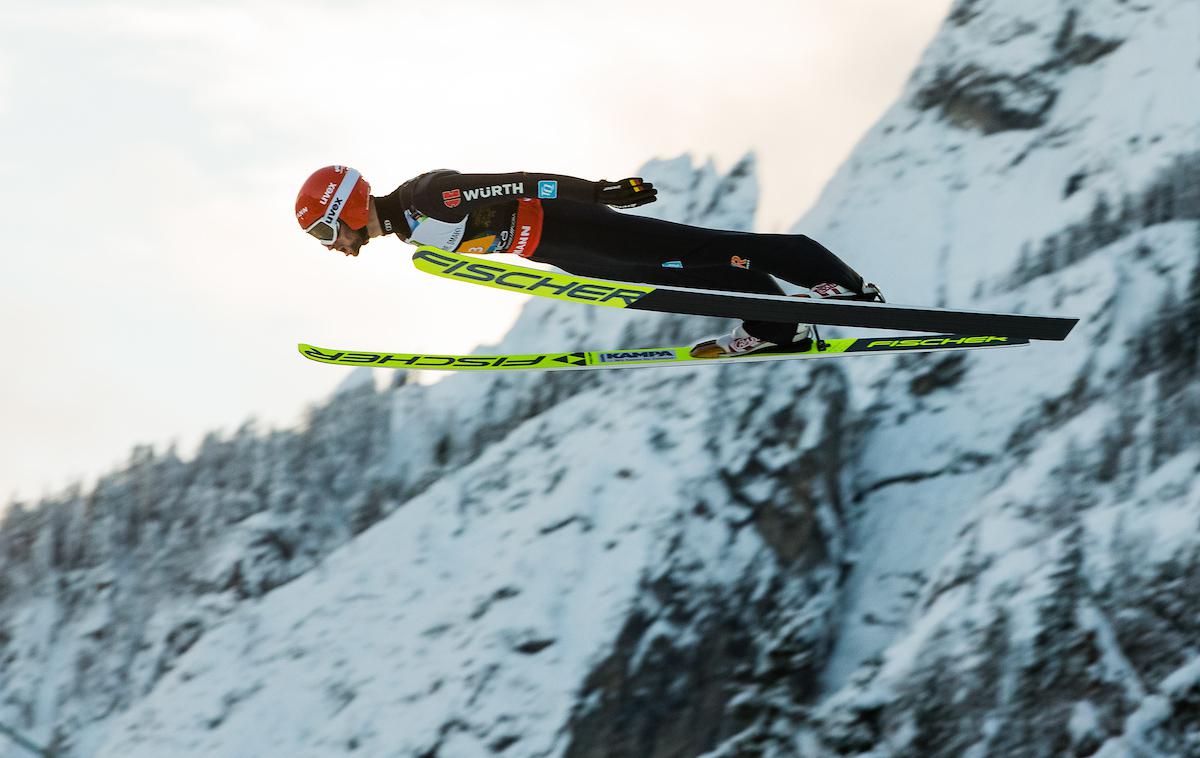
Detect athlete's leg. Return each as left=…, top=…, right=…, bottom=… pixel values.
left=534, top=201, right=785, bottom=294
left=538, top=201, right=867, bottom=292
left=533, top=202, right=874, bottom=346
left=679, top=231, right=876, bottom=343
left=687, top=231, right=867, bottom=292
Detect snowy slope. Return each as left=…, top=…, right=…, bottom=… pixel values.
left=788, top=0, right=1200, bottom=754
left=96, top=355, right=847, bottom=758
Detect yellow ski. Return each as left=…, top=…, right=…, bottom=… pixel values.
left=298, top=335, right=1027, bottom=372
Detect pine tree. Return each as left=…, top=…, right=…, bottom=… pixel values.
left=1176, top=153, right=1200, bottom=220
left=1179, top=242, right=1200, bottom=368
left=1089, top=193, right=1116, bottom=250
left=1048, top=438, right=1097, bottom=524
left=1176, top=382, right=1200, bottom=460
left=1035, top=524, right=1087, bottom=665
left=1161, top=175, right=1177, bottom=222
left=1096, top=392, right=1140, bottom=485
left=1118, top=193, right=1138, bottom=237
left=1142, top=186, right=1154, bottom=227
left=1013, top=241, right=1034, bottom=288
left=1143, top=184, right=1165, bottom=226
left=1150, top=382, right=1182, bottom=469
left=1112, top=385, right=1144, bottom=500
left=1001, top=522, right=1090, bottom=755
left=1065, top=223, right=1088, bottom=265
left=1038, top=236, right=1059, bottom=277
left=1156, top=285, right=1185, bottom=389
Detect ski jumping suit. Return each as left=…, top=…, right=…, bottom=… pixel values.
left=372, top=170, right=869, bottom=343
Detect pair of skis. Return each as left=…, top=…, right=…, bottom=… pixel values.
left=299, top=246, right=1078, bottom=372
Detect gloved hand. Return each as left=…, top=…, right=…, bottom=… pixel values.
left=595, top=177, right=658, bottom=208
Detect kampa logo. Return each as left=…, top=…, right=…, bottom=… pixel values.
left=598, top=350, right=676, bottom=363
left=319, top=182, right=338, bottom=205
left=463, top=183, right=523, bottom=201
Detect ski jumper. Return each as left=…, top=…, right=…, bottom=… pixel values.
left=372, top=170, right=868, bottom=343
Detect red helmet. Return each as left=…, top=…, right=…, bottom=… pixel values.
left=295, top=165, right=371, bottom=244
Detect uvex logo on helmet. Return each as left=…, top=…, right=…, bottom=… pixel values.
left=319, top=182, right=338, bottom=206
left=323, top=196, right=344, bottom=224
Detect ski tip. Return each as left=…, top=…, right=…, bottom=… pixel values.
left=297, top=343, right=325, bottom=362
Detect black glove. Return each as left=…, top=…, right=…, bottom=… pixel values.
left=595, top=177, right=658, bottom=208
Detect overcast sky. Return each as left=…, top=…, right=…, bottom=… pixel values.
left=0, top=0, right=954, bottom=504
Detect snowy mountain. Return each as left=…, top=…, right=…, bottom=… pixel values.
left=3, top=0, right=1200, bottom=755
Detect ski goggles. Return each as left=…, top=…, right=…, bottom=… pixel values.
left=303, top=168, right=361, bottom=245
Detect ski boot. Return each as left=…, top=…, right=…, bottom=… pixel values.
left=688, top=280, right=885, bottom=359
left=809, top=281, right=885, bottom=302
left=689, top=323, right=813, bottom=359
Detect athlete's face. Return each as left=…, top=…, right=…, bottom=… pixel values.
left=329, top=223, right=369, bottom=257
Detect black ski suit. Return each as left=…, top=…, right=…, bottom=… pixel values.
left=372, top=170, right=868, bottom=343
